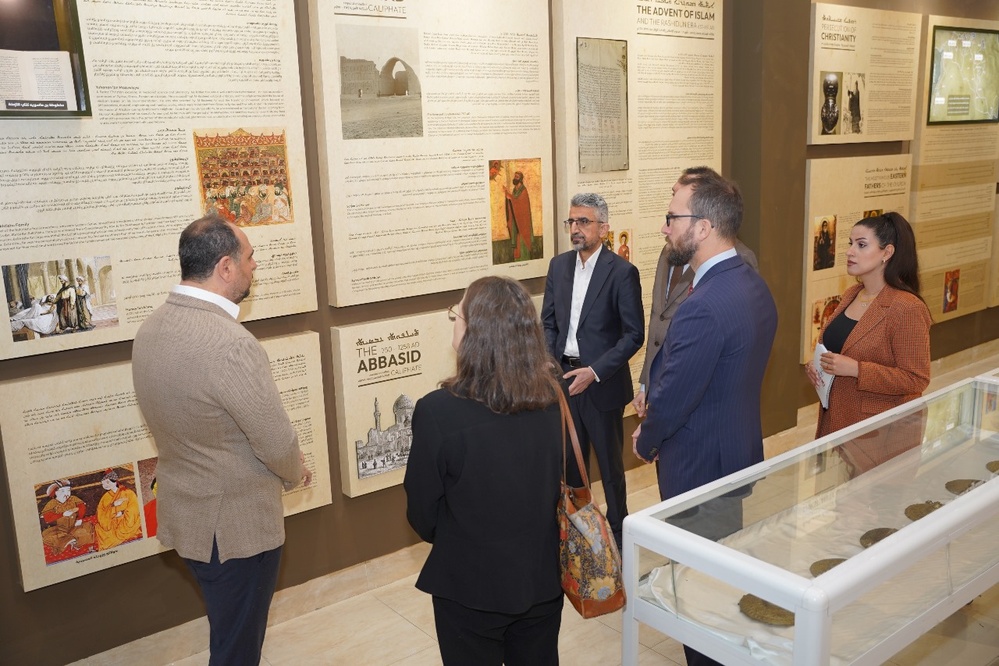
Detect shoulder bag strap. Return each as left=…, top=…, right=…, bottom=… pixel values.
left=557, top=388, right=590, bottom=489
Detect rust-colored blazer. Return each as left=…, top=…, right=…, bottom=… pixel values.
left=816, top=284, right=932, bottom=439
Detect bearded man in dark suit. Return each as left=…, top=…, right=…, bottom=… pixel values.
left=633, top=166, right=759, bottom=418
left=634, top=169, right=777, bottom=666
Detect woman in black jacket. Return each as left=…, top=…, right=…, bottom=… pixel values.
left=404, top=275, right=564, bottom=666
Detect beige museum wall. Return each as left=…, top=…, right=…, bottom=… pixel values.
left=727, top=0, right=999, bottom=437
left=1, top=1, right=997, bottom=663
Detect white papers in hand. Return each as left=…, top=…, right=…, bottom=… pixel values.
left=813, top=343, right=834, bottom=409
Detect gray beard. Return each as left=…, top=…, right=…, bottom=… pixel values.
left=571, top=234, right=595, bottom=252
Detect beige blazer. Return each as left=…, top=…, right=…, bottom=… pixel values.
left=132, top=293, right=302, bottom=563
left=639, top=239, right=758, bottom=388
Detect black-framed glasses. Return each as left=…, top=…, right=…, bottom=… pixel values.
left=447, top=305, right=464, bottom=322
left=563, top=217, right=599, bottom=230
left=664, top=213, right=701, bottom=227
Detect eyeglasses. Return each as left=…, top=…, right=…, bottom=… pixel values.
left=664, top=213, right=701, bottom=227
left=447, top=305, right=464, bottom=322
left=563, top=217, right=599, bottom=230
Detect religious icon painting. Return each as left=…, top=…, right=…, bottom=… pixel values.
left=812, top=216, right=836, bottom=271
left=943, top=269, right=959, bottom=313
left=488, top=157, right=543, bottom=265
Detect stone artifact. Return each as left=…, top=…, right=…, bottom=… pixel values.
left=739, top=594, right=795, bottom=626
left=945, top=479, right=982, bottom=496
left=821, top=73, right=840, bottom=134
left=809, top=558, right=846, bottom=577
left=860, top=527, right=897, bottom=548
left=905, top=500, right=943, bottom=521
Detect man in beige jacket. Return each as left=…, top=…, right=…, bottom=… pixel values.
left=132, top=214, right=310, bottom=666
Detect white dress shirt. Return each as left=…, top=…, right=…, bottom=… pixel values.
left=173, top=284, right=240, bottom=320
left=563, top=244, right=602, bottom=363
left=691, top=247, right=738, bottom=289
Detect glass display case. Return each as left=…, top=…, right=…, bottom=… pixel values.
left=622, top=377, right=999, bottom=665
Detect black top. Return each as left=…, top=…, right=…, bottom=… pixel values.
left=823, top=309, right=859, bottom=354
left=403, top=388, right=563, bottom=613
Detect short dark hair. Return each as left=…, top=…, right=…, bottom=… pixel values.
left=569, top=192, right=609, bottom=224
left=442, top=276, right=560, bottom=413
left=179, top=215, right=241, bottom=281
left=680, top=167, right=742, bottom=240
left=678, top=165, right=716, bottom=182
left=855, top=212, right=921, bottom=297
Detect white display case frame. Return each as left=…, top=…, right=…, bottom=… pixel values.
left=622, top=376, right=999, bottom=665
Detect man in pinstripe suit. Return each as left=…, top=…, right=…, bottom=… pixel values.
left=633, top=167, right=776, bottom=495
left=631, top=167, right=759, bottom=419
left=632, top=169, right=776, bottom=666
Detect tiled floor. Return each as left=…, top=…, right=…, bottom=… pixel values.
left=78, top=343, right=999, bottom=665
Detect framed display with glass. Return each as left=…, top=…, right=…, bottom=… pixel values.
left=622, top=376, right=999, bottom=665
left=926, top=25, right=999, bottom=125
left=0, top=0, right=91, bottom=117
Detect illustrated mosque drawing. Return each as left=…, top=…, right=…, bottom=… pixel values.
left=355, top=395, right=414, bottom=478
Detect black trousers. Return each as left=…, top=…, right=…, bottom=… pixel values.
left=184, top=539, right=283, bottom=666
left=432, top=594, right=563, bottom=666
left=564, top=384, right=628, bottom=548
left=684, top=644, right=725, bottom=666
left=670, top=496, right=745, bottom=666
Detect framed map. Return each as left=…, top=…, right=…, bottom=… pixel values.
left=927, top=25, right=999, bottom=124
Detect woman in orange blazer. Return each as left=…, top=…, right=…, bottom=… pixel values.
left=806, top=212, right=932, bottom=440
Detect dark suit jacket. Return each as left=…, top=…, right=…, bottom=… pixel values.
left=639, top=240, right=758, bottom=387
left=816, top=284, right=931, bottom=439
left=404, top=389, right=562, bottom=613
left=541, top=247, right=644, bottom=411
left=636, top=255, right=777, bottom=499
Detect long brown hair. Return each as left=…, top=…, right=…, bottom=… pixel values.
left=442, top=276, right=560, bottom=413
